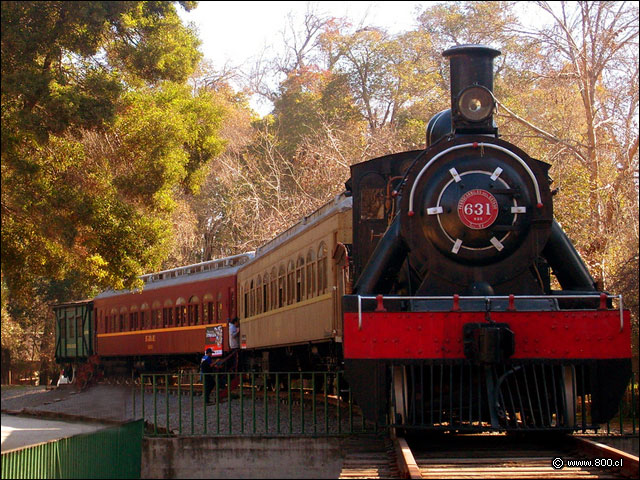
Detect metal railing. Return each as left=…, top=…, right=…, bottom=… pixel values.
left=1, top=420, right=143, bottom=479
left=135, top=371, right=377, bottom=436
left=354, top=293, right=625, bottom=331
left=600, top=371, right=637, bottom=436
left=132, top=370, right=637, bottom=437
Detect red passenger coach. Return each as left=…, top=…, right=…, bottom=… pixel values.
left=93, top=254, right=252, bottom=371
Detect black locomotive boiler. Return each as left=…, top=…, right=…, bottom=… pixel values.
left=342, top=45, right=632, bottom=432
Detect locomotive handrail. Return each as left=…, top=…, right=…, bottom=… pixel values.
left=407, top=142, right=543, bottom=215
left=355, top=294, right=624, bottom=332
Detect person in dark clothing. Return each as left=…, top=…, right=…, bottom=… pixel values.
left=200, top=348, right=215, bottom=404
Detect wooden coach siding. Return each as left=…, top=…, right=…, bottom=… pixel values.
left=95, top=273, right=237, bottom=357
left=238, top=195, right=352, bottom=350
left=241, top=293, right=335, bottom=349
left=97, top=322, right=228, bottom=356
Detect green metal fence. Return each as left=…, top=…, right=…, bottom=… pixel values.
left=1, top=419, right=143, bottom=479
left=604, top=371, right=638, bottom=435
left=136, top=371, right=378, bottom=437
left=136, top=370, right=638, bottom=437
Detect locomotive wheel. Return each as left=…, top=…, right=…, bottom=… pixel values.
left=392, top=366, right=408, bottom=425
left=562, top=366, right=577, bottom=428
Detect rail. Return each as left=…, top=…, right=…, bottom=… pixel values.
left=355, top=293, right=625, bottom=331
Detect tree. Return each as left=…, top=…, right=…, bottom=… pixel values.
left=1, top=1, right=229, bottom=383
left=1, top=1, right=224, bottom=304
left=510, top=1, right=639, bottom=295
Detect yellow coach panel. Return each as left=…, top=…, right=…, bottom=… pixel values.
left=237, top=194, right=352, bottom=350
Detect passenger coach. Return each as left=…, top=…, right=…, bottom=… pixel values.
left=93, top=253, right=252, bottom=372
left=237, top=193, right=352, bottom=372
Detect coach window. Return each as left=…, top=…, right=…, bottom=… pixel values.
left=130, top=305, right=138, bottom=331
left=251, top=280, right=257, bottom=317
left=287, top=260, right=295, bottom=305
left=270, top=267, right=277, bottom=310
left=203, top=294, right=214, bottom=324
left=163, top=299, right=173, bottom=327
left=242, top=282, right=247, bottom=318
left=76, top=312, right=83, bottom=339
left=188, top=296, right=199, bottom=325
left=176, top=298, right=187, bottom=326
left=141, top=303, right=149, bottom=329
left=263, top=273, right=269, bottom=312
left=253, top=278, right=258, bottom=315
left=296, top=257, right=305, bottom=302
left=278, top=265, right=285, bottom=308
left=307, top=249, right=316, bottom=298
left=152, top=301, right=161, bottom=328
left=110, top=309, right=116, bottom=333
left=318, top=242, right=328, bottom=295
left=217, top=291, right=223, bottom=322
left=120, top=306, right=128, bottom=331
left=256, top=275, right=263, bottom=314
left=68, top=312, right=75, bottom=338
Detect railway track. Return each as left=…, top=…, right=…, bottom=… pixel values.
left=339, top=436, right=401, bottom=479
left=394, top=433, right=638, bottom=479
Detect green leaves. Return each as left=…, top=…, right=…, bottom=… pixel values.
left=1, top=1, right=225, bottom=306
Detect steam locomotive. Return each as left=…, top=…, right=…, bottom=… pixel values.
left=54, top=45, right=631, bottom=432
left=342, top=45, right=631, bottom=431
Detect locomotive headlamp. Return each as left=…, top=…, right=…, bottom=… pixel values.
left=457, top=85, right=495, bottom=122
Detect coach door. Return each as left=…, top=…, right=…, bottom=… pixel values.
left=332, top=242, right=351, bottom=340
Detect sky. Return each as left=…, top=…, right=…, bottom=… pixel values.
left=178, top=1, right=427, bottom=114
left=179, top=1, right=426, bottom=67
left=178, top=2, right=549, bottom=116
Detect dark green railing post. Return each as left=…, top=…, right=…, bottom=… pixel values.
left=240, top=373, right=245, bottom=434
left=337, top=372, right=341, bottom=434
left=264, top=373, right=268, bottom=434
left=300, top=372, right=304, bottom=434
left=632, top=372, right=636, bottom=435
left=190, top=372, right=194, bottom=435
left=153, top=375, right=157, bottom=436
left=165, top=374, right=169, bottom=435
left=228, top=372, right=232, bottom=435
left=288, top=372, right=293, bottom=433
left=276, top=372, right=281, bottom=434
left=619, top=395, right=624, bottom=434
left=203, top=373, right=207, bottom=435
left=215, top=373, right=220, bottom=434
left=178, top=372, right=182, bottom=435
left=141, top=375, right=145, bottom=422
left=324, top=372, right=329, bottom=434
left=132, top=370, right=136, bottom=418
left=312, top=372, right=317, bottom=435
left=251, top=372, right=256, bottom=434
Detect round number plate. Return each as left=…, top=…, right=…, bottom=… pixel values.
left=457, top=189, right=499, bottom=229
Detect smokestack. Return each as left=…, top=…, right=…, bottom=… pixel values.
left=443, top=45, right=501, bottom=134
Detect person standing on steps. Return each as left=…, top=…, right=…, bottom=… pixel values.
left=229, top=317, right=240, bottom=371
left=200, top=347, right=215, bottom=404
